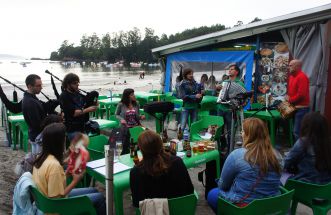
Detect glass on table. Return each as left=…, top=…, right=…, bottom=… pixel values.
left=115, top=141, right=123, bottom=161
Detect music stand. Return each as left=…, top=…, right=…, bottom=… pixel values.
left=143, top=101, right=175, bottom=133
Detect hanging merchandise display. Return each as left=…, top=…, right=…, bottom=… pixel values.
left=257, top=42, right=289, bottom=106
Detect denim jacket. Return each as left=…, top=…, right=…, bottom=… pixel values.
left=179, top=80, right=202, bottom=108
left=218, top=148, right=281, bottom=203
left=283, top=138, right=331, bottom=184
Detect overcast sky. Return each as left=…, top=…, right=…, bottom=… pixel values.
left=1, top=0, right=330, bottom=58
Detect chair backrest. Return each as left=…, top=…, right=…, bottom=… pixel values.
left=217, top=187, right=294, bottom=215
left=285, top=179, right=331, bottom=205
left=129, top=126, right=145, bottom=144
left=136, top=192, right=198, bottom=215
left=30, top=186, right=96, bottom=215
left=190, top=115, right=224, bottom=140
left=87, top=134, right=109, bottom=160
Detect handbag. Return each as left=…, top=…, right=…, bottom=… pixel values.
left=84, top=120, right=100, bottom=135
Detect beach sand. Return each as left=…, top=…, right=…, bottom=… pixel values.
left=0, top=72, right=313, bottom=214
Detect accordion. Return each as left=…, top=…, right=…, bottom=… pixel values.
left=217, top=81, right=246, bottom=103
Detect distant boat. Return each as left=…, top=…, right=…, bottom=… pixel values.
left=130, top=62, right=142, bottom=68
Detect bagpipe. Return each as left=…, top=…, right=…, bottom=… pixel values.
left=0, top=76, right=59, bottom=114
left=45, top=70, right=99, bottom=108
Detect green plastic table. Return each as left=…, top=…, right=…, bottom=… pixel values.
left=8, top=115, right=25, bottom=150
left=134, top=92, right=165, bottom=103
left=171, top=95, right=217, bottom=110
left=243, top=109, right=294, bottom=146
left=86, top=149, right=220, bottom=215
left=92, top=119, right=119, bottom=130
left=98, top=98, right=121, bottom=119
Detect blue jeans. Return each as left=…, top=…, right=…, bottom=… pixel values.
left=69, top=187, right=106, bottom=215
left=29, top=139, right=42, bottom=156
left=180, top=108, right=198, bottom=130
left=207, top=188, right=219, bottom=214
left=293, top=108, right=309, bottom=141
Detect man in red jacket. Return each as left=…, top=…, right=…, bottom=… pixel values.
left=286, top=59, right=310, bottom=140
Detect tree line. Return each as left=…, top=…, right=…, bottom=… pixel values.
left=50, top=25, right=226, bottom=65
left=50, top=18, right=262, bottom=66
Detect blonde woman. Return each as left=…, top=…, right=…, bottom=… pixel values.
left=207, top=118, right=281, bottom=213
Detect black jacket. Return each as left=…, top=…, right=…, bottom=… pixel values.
left=22, top=92, right=46, bottom=141
left=59, top=90, right=87, bottom=132
left=130, top=155, right=194, bottom=207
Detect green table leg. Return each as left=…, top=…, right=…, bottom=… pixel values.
left=10, top=122, right=17, bottom=150
left=114, top=188, right=125, bottom=215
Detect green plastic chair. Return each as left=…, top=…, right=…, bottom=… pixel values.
left=190, top=115, right=224, bottom=141
left=96, top=95, right=108, bottom=119
left=129, top=126, right=145, bottom=144
left=18, top=121, right=29, bottom=152
left=136, top=191, right=198, bottom=215
left=149, top=89, right=162, bottom=94
left=285, top=179, right=331, bottom=215
left=217, top=187, right=294, bottom=215
left=87, top=134, right=109, bottom=160
left=30, top=186, right=96, bottom=215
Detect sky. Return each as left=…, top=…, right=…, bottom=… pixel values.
left=0, top=0, right=330, bottom=59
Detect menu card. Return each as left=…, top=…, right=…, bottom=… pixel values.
left=93, top=162, right=132, bottom=176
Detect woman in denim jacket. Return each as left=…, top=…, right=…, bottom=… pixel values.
left=207, top=118, right=281, bottom=213
left=284, top=112, right=331, bottom=184
left=179, top=68, right=203, bottom=130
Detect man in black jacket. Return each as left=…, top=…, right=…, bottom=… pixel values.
left=22, top=74, right=46, bottom=147
left=59, top=73, right=97, bottom=140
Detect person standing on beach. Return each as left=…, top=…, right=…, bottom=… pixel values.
left=59, top=73, right=98, bottom=141
left=179, top=68, right=202, bottom=130
left=285, top=59, right=310, bottom=141
left=22, top=74, right=47, bottom=152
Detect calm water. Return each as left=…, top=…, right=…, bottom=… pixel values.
left=0, top=60, right=161, bottom=100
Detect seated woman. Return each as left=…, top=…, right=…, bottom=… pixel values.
left=116, top=88, right=145, bottom=154
left=284, top=112, right=331, bottom=184
left=207, top=118, right=281, bottom=213
left=130, top=130, right=194, bottom=208
left=32, top=123, right=106, bottom=215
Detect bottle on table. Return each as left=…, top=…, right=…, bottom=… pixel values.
left=183, top=129, right=190, bottom=151
left=162, top=129, right=168, bottom=143
left=130, top=138, right=135, bottom=158
left=133, top=146, right=139, bottom=165
left=186, top=145, right=192, bottom=157
left=177, top=126, right=183, bottom=140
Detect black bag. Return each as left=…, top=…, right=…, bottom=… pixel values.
left=143, top=101, right=174, bottom=115
left=84, top=91, right=99, bottom=108
left=198, top=151, right=227, bottom=199
left=84, top=120, right=100, bottom=135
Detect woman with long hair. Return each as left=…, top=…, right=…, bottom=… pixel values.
left=130, top=130, right=194, bottom=208
left=284, top=112, right=331, bottom=184
left=116, top=88, right=145, bottom=154
left=32, top=123, right=106, bottom=215
left=179, top=68, right=202, bottom=130
left=207, top=118, right=281, bottom=213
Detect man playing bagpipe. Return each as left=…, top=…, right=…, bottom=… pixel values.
left=21, top=74, right=60, bottom=147
left=59, top=73, right=98, bottom=141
